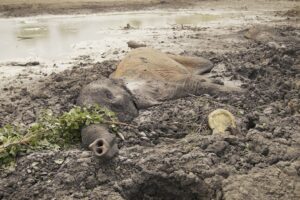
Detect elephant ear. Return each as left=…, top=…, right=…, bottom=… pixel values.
left=167, top=54, right=213, bottom=75
left=76, top=78, right=138, bottom=122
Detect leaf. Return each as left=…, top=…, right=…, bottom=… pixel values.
left=0, top=105, right=119, bottom=168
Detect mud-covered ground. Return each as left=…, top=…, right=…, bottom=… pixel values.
left=0, top=0, right=298, bottom=18
left=0, top=1, right=300, bottom=200
left=0, top=0, right=197, bottom=17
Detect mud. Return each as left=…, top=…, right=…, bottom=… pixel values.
left=0, top=24, right=299, bottom=199
left=0, top=1, right=300, bottom=200
left=0, top=0, right=192, bottom=18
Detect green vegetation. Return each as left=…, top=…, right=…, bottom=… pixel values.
left=0, top=105, right=119, bottom=168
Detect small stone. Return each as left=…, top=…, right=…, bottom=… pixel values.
left=127, top=41, right=147, bottom=49
left=137, top=131, right=147, bottom=137
left=141, top=136, right=150, bottom=141
left=31, top=162, right=39, bottom=170
left=77, top=158, right=92, bottom=164
left=79, top=151, right=92, bottom=158
left=54, top=158, right=64, bottom=165
left=212, top=79, right=224, bottom=85
left=263, top=107, right=274, bottom=114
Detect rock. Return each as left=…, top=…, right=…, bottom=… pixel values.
left=212, top=79, right=224, bottom=85
left=127, top=40, right=147, bottom=49
left=123, top=23, right=132, bottom=29
left=267, top=41, right=281, bottom=49
left=263, top=106, right=274, bottom=114
left=10, top=61, right=40, bottom=66
left=79, top=151, right=92, bottom=158
left=208, top=109, right=236, bottom=134
left=54, top=158, right=65, bottom=165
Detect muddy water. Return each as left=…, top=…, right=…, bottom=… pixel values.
left=0, top=10, right=237, bottom=62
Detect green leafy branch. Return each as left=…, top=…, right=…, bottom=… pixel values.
left=0, top=105, right=124, bottom=168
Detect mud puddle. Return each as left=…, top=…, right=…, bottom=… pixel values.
left=0, top=7, right=289, bottom=88
left=0, top=9, right=261, bottom=62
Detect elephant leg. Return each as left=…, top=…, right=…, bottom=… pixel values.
left=169, top=75, right=243, bottom=99
left=167, top=54, right=214, bottom=75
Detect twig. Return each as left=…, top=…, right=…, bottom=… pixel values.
left=117, top=132, right=125, bottom=141
left=103, top=120, right=137, bottom=128
left=0, top=135, right=34, bottom=153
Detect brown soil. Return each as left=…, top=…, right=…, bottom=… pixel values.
left=0, top=0, right=299, bottom=18
left=0, top=0, right=193, bottom=17
left=0, top=1, right=299, bottom=200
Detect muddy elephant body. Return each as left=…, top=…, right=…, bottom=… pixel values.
left=78, top=47, right=240, bottom=118
left=110, top=47, right=238, bottom=109
left=77, top=48, right=241, bottom=158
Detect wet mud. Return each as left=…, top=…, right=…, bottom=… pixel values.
left=0, top=1, right=300, bottom=199
left=0, top=24, right=299, bottom=199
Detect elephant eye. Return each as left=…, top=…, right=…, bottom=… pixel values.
left=103, top=90, right=113, bottom=99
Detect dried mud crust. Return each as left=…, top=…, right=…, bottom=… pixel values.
left=0, top=25, right=300, bottom=199
left=0, top=0, right=194, bottom=17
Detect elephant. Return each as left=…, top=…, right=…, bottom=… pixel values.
left=77, top=47, right=241, bottom=158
